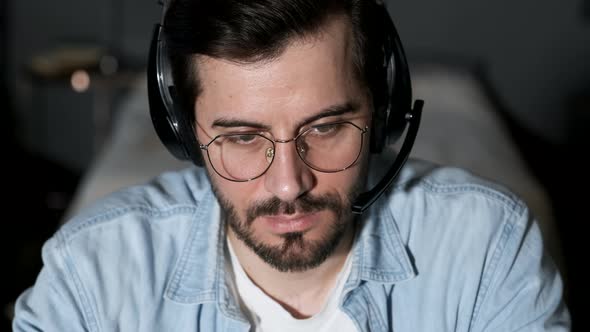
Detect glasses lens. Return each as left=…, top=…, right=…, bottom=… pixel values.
left=207, top=133, right=274, bottom=181
left=204, top=122, right=365, bottom=181
left=297, top=122, right=364, bottom=172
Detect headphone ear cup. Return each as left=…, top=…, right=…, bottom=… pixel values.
left=168, top=87, right=205, bottom=166
left=147, top=24, right=204, bottom=166
left=148, top=88, right=191, bottom=161
left=385, top=88, right=410, bottom=144
left=147, top=84, right=205, bottom=166
left=369, top=103, right=389, bottom=153
left=368, top=3, right=396, bottom=154
left=369, top=1, right=413, bottom=153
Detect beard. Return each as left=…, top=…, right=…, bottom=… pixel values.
left=211, top=185, right=362, bottom=273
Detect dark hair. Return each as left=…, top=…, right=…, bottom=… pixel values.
left=164, top=0, right=378, bottom=124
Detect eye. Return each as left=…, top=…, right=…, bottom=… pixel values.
left=225, top=134, right=259, bottom=145
left=309, top=123, right=342, bottom=136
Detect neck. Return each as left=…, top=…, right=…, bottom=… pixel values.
left=227, top=222, right=355, bottom=318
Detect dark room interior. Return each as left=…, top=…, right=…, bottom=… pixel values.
left=2, top=0, right=588, bottom=331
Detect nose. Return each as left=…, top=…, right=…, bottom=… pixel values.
left=264, top=141, right=314, bottom=202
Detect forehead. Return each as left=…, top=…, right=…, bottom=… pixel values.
left=194, top=16, right=369, bottom=128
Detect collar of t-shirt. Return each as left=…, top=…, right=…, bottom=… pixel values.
left=226, top=236, right=357, bottom=332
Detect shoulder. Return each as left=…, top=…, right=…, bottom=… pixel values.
left=387, top=158, right=529, bottom=234
left=38, top=166, right=215, bottom=297
left=56, top=166, right=210, bottom=243
left=25, top=166, right=218, bottom=326
left=362, top=158, right=569, bottom=331
left=380, top=158, right=538, bottom=280
left=43, top=164, right=214, bottom=257
left=14, top=167, right=221, bottom=329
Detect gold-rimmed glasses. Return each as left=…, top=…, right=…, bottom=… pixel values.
left=198, top=121, right=368, bottom=182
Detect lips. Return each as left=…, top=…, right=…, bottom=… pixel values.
left=260, top=212, right=320, bottom=234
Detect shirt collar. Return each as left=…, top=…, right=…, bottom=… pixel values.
left=346, top=196, right=417, bottom=288
left=165, top=168, right=416, bottom=307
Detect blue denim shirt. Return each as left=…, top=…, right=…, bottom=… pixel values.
left=13, top=159, right=570, bottom=331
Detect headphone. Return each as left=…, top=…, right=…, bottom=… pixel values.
left=147, top=0, right=424, bottom=214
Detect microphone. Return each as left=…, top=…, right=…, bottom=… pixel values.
left=351, top=99, right=423, bottom=215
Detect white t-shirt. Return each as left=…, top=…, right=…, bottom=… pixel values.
left=226, top=238, right=358, bottom=332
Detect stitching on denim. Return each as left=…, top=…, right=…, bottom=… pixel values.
left=166, top=209, right=199, bottom=298
left=468, top=209, right=521, bottom=329
left=361, top=285, right=388, bottom=331
left=382, top=204, right=415, bottom=277
left=60, top=205, right=199, bottom=242
left=377, top=209, right=401, bottom=271
left=57, top=232, right=100, bottom=332
left=167, top=201, right=210, bottom=300
left=167, top=292, right=217, bottom=304
left=363, top=270, right=411, bottom=282
left=420, top=179, right=523, bottom=213
left=341, top=286, right=387, bottom=332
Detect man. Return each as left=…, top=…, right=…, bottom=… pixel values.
left=13, top=0, right=570, bottom=331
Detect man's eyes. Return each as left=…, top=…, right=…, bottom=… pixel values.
left=308, top=123, right=342, bottom=136
left=226, top=134, right=259, bottom=144
left=218, top=120, right=351, bottom=141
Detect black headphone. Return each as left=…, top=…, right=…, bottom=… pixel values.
left=147, top=0, right=424, bottom=214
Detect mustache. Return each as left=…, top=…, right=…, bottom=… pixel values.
left=245, top=193, right=343, bottom=225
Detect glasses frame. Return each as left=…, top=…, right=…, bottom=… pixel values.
left=198, top=121, right=368, bottom=182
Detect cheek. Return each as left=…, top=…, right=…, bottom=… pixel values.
left=209, top=170, right=260, bottom=212
left=206, top=152, right=368, bottom=214
left=316, top=165, right=367, bottom=200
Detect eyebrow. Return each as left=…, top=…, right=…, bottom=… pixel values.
left=211, top=101, right=361, bottom=131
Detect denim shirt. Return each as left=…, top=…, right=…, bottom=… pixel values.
left=13, top=159, right=570, bottom=331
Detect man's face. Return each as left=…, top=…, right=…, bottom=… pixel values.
left=194, top=17, right=371, bottom=272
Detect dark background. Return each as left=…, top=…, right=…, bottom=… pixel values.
left=2, top=0, right=588, bottom=330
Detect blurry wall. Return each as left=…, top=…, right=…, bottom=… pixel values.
left=385, top=0, right=590, bottom=144
left=6, top=0, right=159, bottom=171
left=8, top=0, right=110, bottom=168
left=5, top=0, right=590, bottom=170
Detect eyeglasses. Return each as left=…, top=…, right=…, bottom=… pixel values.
left=198, top=121, right=368, bottom=182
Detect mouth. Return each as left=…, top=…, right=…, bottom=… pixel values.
left=260, top=212, right=320, bottom=234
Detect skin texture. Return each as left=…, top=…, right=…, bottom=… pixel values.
left=194, top=16, right=372, bottom=317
